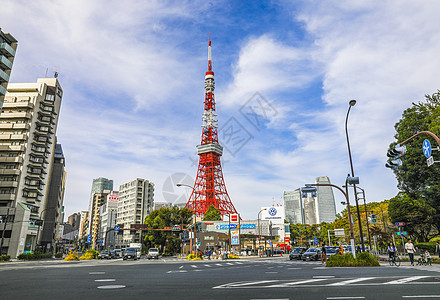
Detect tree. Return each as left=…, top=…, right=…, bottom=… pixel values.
left=388, top=90, right=440, bottom=239
left=203, top=205, right=222, bottom=221
left=143, top=206, right=193, bottom=254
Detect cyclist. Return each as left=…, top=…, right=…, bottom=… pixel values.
left=387, top=242, right=397, bottom=263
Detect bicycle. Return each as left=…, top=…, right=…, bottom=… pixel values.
left=388, top=254, right=401, bottom=267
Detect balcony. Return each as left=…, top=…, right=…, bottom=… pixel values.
left=0, top=169, right=19, bottom=175
left=0, top=193, right=15, bottom=200
left=0, top=112, right=32, bottom=119
left=0, top=55, right=12, bottom=69
left=0, top=181, right=18, bottom=188
left=0, top=85, right=6, bottom=95
left=0, top=68, right=9, bottom=83
left=0, top=43, right=15, bottom=57
left=2, top=102, right=33, bottom=109
left=0, top=133, right=28, bottom=141
left=0, top=145, right=25, bottom=152
left=0, top=157, right=23, bottom=164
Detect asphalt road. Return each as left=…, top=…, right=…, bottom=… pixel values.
left=1, top=256, right=440, bottom=300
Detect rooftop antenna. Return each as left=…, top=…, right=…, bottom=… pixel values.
left=54, top=71, right=58, bottom=78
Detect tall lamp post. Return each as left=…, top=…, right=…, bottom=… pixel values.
left=345, top=99, right=365, bottom=252
left=257, top=208, right=267, bottom=252
left=356, top=186, right=371, bottom=250
left=176, top=183, right=197, bottom=256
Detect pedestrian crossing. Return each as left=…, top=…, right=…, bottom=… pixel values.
left=213, top=275, right=439, bottom=289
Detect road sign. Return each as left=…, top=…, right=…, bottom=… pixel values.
left=394, top=222, right=405, bottom=227
left=230, top=214, right=239, bottom=222
left=396, top=231, right=408, bottom=236
left=423, top=139, right=432, bottom=158
left=114, top=225, right=120, bottom=232
left=284, top=237, right=290, bottom=243
left=334, top=228, right=345, bottom=237
left=314, top=237, right=318, bottom=245
left=86, top=234, right=91, bottom=243
left=427, top=156, right=434, bottom=167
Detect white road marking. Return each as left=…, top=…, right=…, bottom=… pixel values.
left=191, top=265, right=198, bottom=268
left=385, top=276, right=429, bottom=284
left=326, top=297, right=365, bottom=299
left=213, top=280, right=278, bottom=289
left=329, top=277, right=374, bottom=286
left=215, top=263, right=222, bottom=266
left=287, top=268, right=301, bottom=270
left=204, top=264, right=211, bottom=267
left=266, top=278, right=327, bottom=288
left=95, top=279, right=116, bottom=282
left=313, top=276, right=335, bottom=279
left=179, top=265, right=183, bottom=269
left=89, top=272, right=105, bottom=275
left=265, top=272, right=278, bottom=274
left=97, top=285, right=126, bottom=289
left=402, top=296, right=440, bottom=298
left=235, top=262, right=243, bottom=264
left=226, top=263, right=234, bottom=265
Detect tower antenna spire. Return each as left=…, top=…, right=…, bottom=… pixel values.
left=208, top=33, right=212, bottom=71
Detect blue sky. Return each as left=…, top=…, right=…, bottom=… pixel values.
left=3, top=0, right=440, bottom=220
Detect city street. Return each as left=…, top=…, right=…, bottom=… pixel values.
left=1, top=256, right=440, bottom=299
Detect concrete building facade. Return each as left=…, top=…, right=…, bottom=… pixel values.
left=116, top=178, right=154, bottom=248
left=0, top=28, right=17, bottom=109
left=87, top=177, right=113, bottom=236
left=40, top=143, right=66, bottom=252
left=284, top=189, right=304, bottom=224
left=315, top=176, right=336, bottom=223
left=99, top=191, right=118, bottom=249
left=90, top=191, right=110, bottom=249
left=0, top=78, right=63, bottom=258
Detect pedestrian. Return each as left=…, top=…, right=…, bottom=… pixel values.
left=436, top=242, right=440, bottom=258
left=207, top=249, right=211, bottom=260
left=321, top=243, right=327, bottom=263
left=387, top=242, right=397, bottom=262
left=425, top=250, right=432, bottom=266
left=405, top=239, right=416, bottom=266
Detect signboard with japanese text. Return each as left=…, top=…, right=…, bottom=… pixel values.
left=231, top=230, right=239, bottom=245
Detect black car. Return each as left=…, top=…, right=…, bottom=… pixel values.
left=123, top=248, right=138, bottom=260
left=325, top=246, right=338, bottom=257
left=302, top=248, right=322, bottom=261
left=289, top=247, right=307, bottom=260
left=98, top=250, right=111, bottom=259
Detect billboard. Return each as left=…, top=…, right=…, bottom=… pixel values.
left=260, top=206, right=285, bottom=225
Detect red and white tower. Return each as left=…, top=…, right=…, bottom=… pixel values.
left=185, top=37, right=238, bottom=218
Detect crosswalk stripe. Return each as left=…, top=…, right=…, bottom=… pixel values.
left=329, top=277, right=374, bottom=286
left=191, top=265, right=198, bottom=268
left=385, top=276, right=429, bottom=284
left=266, top=278, right=327, bottom=287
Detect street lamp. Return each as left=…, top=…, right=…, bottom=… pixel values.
left=356, top=186, right=372, bottom=251
left=345, top=99, right=365, bottom=252
left=257, top=208, right=267, bottom=254
left=176, top=183, right=197, bottom=256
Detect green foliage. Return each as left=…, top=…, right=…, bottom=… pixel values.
left=388, top=192, right=434, bottom=242
left=0, top=255, right=11, bottom=262
left=54, top=253, right=63, bottom=258
left=203, top=205, right=222, bottom=221
left=388, top=90, right=440, bottom=240
left=17, top=253, right=53, bottom=260
left=414, top=242, right=436, bottom=253
left=85, top=249, right=98, bottom=259
left=144, top=206, right=193, bottom=254
left=326, top=252, right=379, bottom=267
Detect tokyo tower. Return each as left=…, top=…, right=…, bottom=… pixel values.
left=185, top=37, right=238, bottom=218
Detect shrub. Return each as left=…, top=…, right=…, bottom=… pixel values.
left=79, top=252, right=95, bottom=260
left=83, top=249, right=98, bottom=259
left=228, top=254, right=239, bottom=259
left=415, top=242, right=436, bottom=253
left=17, top=253, right=53, bottom=260
left=326, top=252, right=379, bottom=267
left=0, top=255, right=11, bottom=262
left=54, top=253, right=63, bottom=258
left=64, top=253, right=79, bottom=261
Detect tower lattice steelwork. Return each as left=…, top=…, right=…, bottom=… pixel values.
left=185, top=37, right=238, bottom=218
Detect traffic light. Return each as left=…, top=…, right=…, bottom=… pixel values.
left=371, top=214, right=377, bottom=223
left=386, top=145, right=406, bottom=169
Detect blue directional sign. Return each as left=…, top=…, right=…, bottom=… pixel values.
left=314, top=236, right=318, bottom=245
left=86, top=234, right=91, bottom=243
left=241, top=224, right=256, bottom=229
left=423, top=139, right=432, bottom=158
left=114, top=225, right=120, bottom=232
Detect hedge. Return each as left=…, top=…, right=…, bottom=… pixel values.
left=17, top=253, right=53, bottom=260
left=0, top=255, right=11, bottom=262
left=326, top=252, right=380, bottom=267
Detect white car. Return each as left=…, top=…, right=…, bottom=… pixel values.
left=147, top=248, right=159, bottom=260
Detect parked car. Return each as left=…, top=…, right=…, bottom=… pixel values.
left=147, top=248, right=159, bottom=260
left=325, top=246, right=338, bottom=257
left=123, top=248, right=138, bottom=260
left=289, top=247, right=307, bottom=260
left=113, top=249, right=122, bottom=258
left=302, top=248, right=322, bottom=261
left=98, top=250, right=111, bottom=259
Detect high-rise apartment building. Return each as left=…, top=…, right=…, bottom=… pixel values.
left=284, top=189, right=304, bottom=224
left=90, top=191, right=110, bottom=249
left=117, top=178, right=154, bottom=248
left=315, top=176, right=336, bottom=223
left=87, top=177, right=113, bottom=235
left=0, top=78, right=63, bottom=258
left=0, top=28, right=17, bottom=109
left=100, top=191, right=118, bottom=249
left=78, top=210, right=89, bottom=239
left=40, top=143, right=66, bottom=252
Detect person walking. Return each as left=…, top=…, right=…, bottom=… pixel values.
left=405, top=239, right=416, bottom=266
left=321, top=243, right=327, bottom=263
left=435, top=242, right=440, bottom=258
left=425, top=250, right=432, bottom=266
left=387, top=242, right=397, bottom=263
